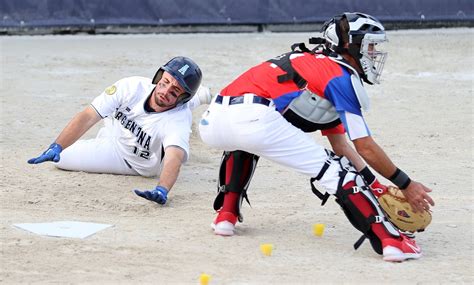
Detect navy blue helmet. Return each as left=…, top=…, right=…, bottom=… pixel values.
left=152, top=56, right=202, bottom=105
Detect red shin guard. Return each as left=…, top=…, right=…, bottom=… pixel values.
left=336, top=178, right=400, bottom=254
left=343, top=181, right=395, bottom=241
left=218, top=151, right=257, bottom=216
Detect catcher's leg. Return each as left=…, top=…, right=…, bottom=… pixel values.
left=312, top=154, right=422, bottom=262
left=212, top=150, right=259, bottom=236
left=334, top=172, right=400, bottom=253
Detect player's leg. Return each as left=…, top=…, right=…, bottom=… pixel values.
left=258, top=123, right=421, bottom=261
left=200, top=103, right=420, bottom=261
left=331, top=168, right=421, bottom=261
left=211, top=150, right=259, bottom=236
left=55, top=137, right=138, bottom=175
left=200, top=104, right=329, bottom=233
left=253, top=118, right=420, bottom=261
left=200, top=104, right=333, bottom=235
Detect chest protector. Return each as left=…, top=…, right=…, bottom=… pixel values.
left=267, top=43, right=341, bottom=132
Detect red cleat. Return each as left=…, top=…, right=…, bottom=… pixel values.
left=211, top=211, right=238, bottom=236
left=382, top=234, right=422, bottom=262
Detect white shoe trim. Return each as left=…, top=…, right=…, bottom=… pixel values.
left=383, top=245, right=422, bottom=262
left=212, top=221, right=235, bottom=236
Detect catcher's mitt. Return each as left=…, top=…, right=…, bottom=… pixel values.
left=377, top=186, right=432, bottom=233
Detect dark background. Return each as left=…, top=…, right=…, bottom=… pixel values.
left=1, top=0, right=472, bottom=34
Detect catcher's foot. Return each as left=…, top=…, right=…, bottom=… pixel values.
left=382, top=234, right=422, bottom=262
left=211, top=211, right=237, bottom=236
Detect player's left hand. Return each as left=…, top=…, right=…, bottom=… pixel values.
left=27, top=143, right=63, bottom=164
left=134, top=186, right=168, bottom=205
left=377, top=186, right=432, bottom=232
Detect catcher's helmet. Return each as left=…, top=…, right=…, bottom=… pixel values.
left=321, top=12, right=387, bottom=85
left=152, top=56, right=202, bottom=106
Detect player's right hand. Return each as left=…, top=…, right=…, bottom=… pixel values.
left=27, top=143, right=63, bottom=164
left=402, top=180, right=435, bottom=213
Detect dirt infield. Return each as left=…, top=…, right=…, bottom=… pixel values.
left=1, top=29, right=473, bottom=284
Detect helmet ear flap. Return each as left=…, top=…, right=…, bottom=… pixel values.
left=175, top=93, right=191, bottom=107
left=152, top=69, right=164, bottom=84
left=322, top=14, right=349, bottom=54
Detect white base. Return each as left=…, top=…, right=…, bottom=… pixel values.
left=13, top=221, right=113, bottom=239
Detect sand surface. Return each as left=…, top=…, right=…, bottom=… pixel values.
left=1, top=29, right=473, bottom=284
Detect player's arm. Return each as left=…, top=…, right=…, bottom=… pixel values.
left=55, top=106, right=102, bottom=149
left=133, top=146, right=186, bottom=205
left=352, top=132, right=435, bottom=212
left=157, top=146, right=186, bottom=191
left=326, top=131, right=388, bottom=197
left=326, top=133, right=366, bottom=170
left=325, top=79, right=434, bottom=212
left=352, top=136, right=395, bottom=177
left=336, top=108, right=434, bottom=212
left=27, top=106, right=101, bottom=164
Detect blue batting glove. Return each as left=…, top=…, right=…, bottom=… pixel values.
left=134, top=186, right=168, bottom=205
left=28, top=143, right=63, bottom=164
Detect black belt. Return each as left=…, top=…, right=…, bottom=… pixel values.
left=215, top=95, right=271, bottom=106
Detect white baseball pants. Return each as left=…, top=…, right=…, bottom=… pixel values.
left=198, top=94, right=342, bottom=194
left=54, top=94, right=206, bottom=176
left=55, top=118, right=139, bottom=176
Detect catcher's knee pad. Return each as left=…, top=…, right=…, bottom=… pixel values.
left=213, top=150, right=259, bottom=222
left=310, top=150, right=356, bottom=205
left=335, top=172, right=400, bottom=254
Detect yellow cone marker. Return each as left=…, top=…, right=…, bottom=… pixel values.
left=313, top=223, right=325, bottom=237
left=199, top=273, right=211, bottom=285
left=260, top=243, right=274, bottom=256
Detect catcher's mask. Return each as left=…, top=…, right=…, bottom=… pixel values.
left=321, top=12, right=388, bottom=85
left=152, top=56, right=202, bottom=106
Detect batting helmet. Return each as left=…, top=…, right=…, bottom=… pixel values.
left=152, top=56, right=202, bottom=106
left=321, top=12, right=388, bottom=85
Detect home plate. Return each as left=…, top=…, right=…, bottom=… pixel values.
left=13, top=221, right=113, bottom=239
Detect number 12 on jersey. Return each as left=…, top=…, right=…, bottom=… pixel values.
left=132, top=146, right=150, bottom=159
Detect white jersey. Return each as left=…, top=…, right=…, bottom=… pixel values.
left=90, top=76, right=192, bottom=176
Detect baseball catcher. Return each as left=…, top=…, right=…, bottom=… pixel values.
left=199, top=12, right=435, bottom=262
